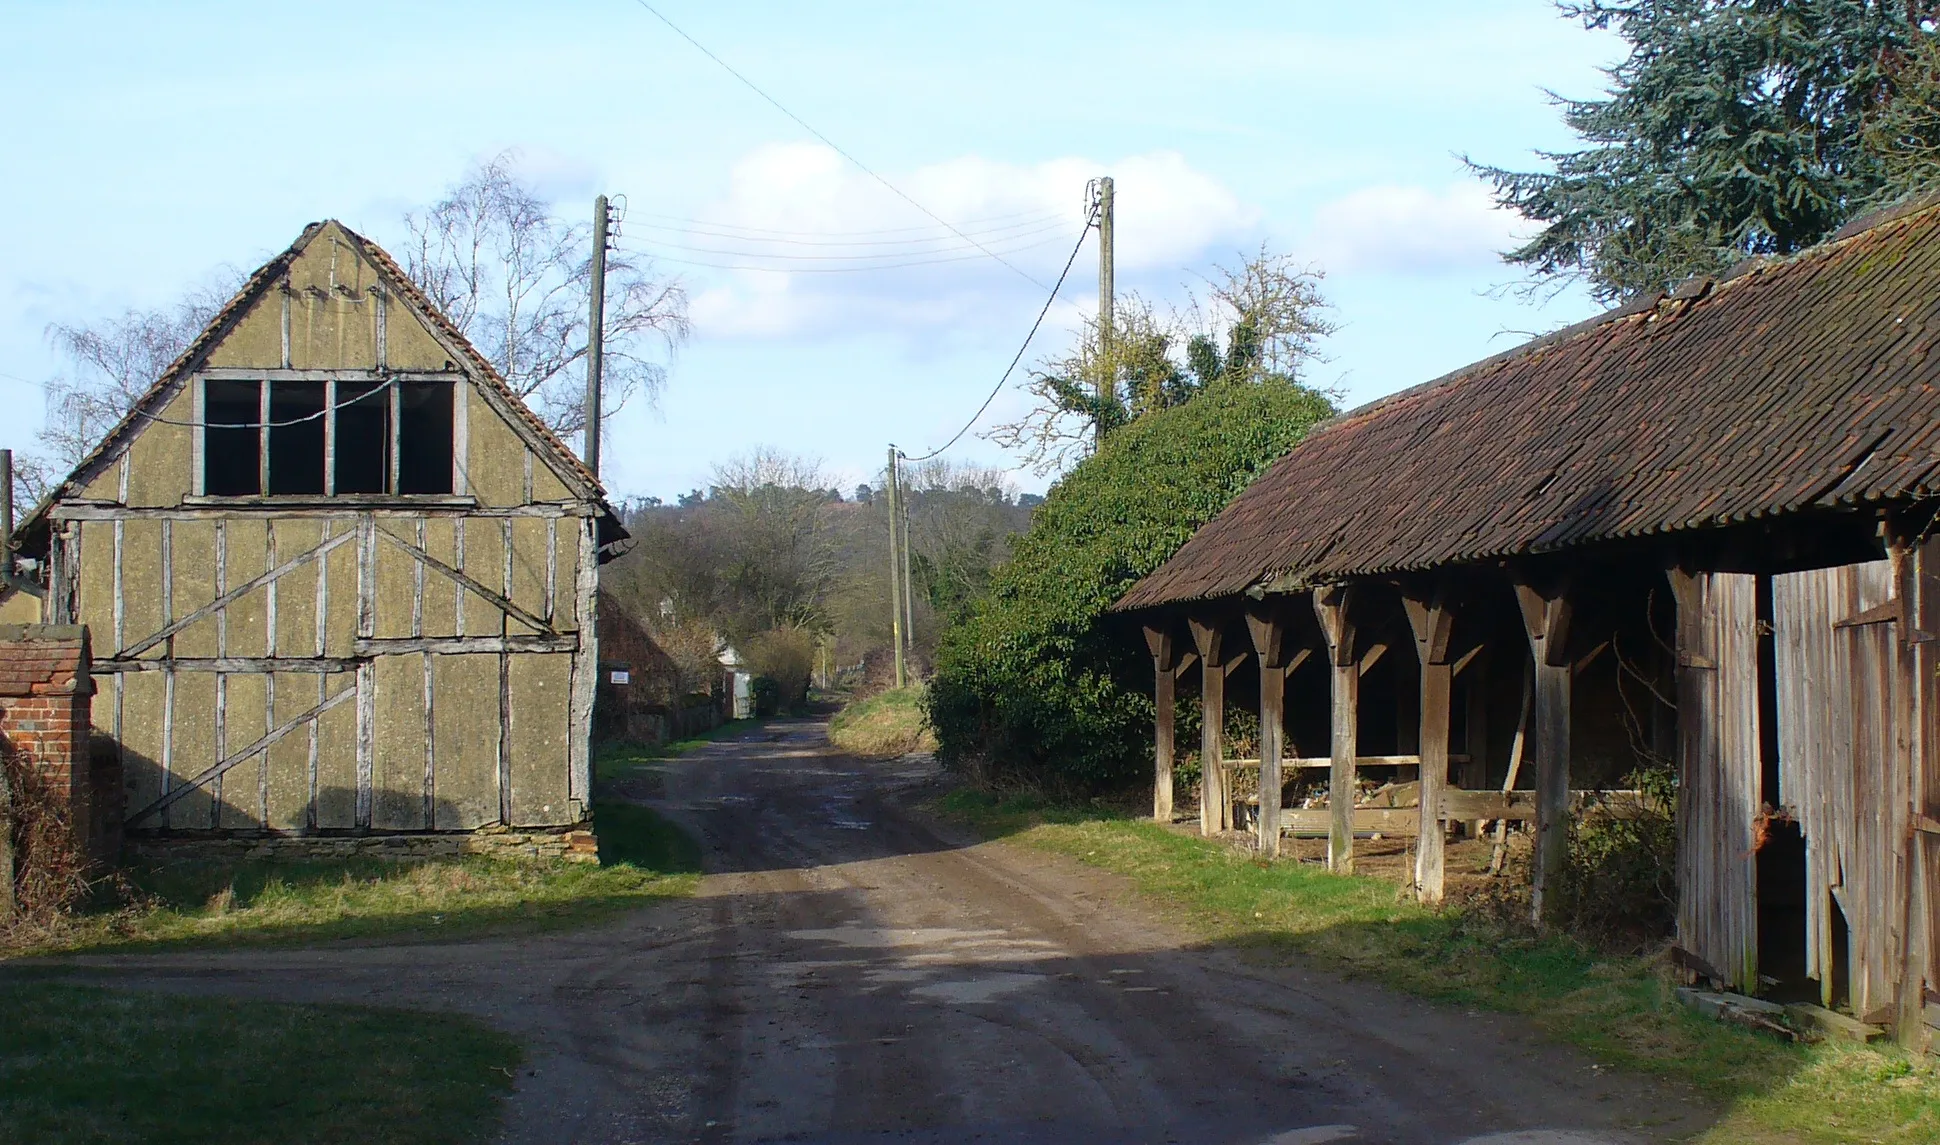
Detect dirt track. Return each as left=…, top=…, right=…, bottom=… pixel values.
left=37, top=719, right=1718, bottom=1144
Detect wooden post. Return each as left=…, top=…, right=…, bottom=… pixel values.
left=1144, top=624, right=1177, bottom=823
left=1246, top=605, right=1287, bottom=857
left=1403, top=585, right=1455, bottom=904
left=1893, top=527, right=1939, bottom=1048
left=1189, top=617, right=1225, bottom=837
left=1512, top=575, right=1572, bottom=922
left=1313, top=584, right=1357, bottom=873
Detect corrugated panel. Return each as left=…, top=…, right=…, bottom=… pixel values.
left=1118, top=201, right=1940, bottom=611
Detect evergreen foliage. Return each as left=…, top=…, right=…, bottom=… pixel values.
left=1472, top=1, right=1932, bottom=302
left=928, top=380, right=1335, bottom=787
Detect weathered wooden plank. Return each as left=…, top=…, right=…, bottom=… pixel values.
left=566, top=517, right=598, bottom=818
left=96, top=656, right=362, bottom=674
left=351, top=636, right=576, bottom=656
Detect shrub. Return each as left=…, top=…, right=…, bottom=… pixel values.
left=1547, top=764, right=1678, bottom=946
left=749, top=676, right=782, bottom=719
left=745, top=626, right=816, bottom=710
left=928, top=380, right=1334, bottom=788
left=2, top=743, right=93, bottom=926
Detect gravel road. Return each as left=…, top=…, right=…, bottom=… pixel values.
left=37, top=718, right=1718, bottom=1144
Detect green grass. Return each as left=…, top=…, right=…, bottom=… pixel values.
left=937, top=790, right=1940, bottom=1145
left=8, top=801, right=701, bottom=958
left=595, top=719, right=761, bottom=781
left=827, top=687, right=937, bottom=758
left=0, top=981, right=518, bottom=1145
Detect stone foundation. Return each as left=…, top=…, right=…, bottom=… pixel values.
left=124, top=823, right=600, bottom=865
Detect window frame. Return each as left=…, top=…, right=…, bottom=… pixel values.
left=191, top=370, right=466, bottom=501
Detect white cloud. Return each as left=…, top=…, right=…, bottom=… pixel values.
left=659, top=144, right=1256, bottom=342
left=1306, top=182, right=1528, bottom=275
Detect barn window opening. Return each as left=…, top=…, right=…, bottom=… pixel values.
left=204, top=379, right=261, bottom=496
left=333, top=382, right=391, bottom=494
left=398, top=380, right=454, bottom=494
left=201, top=377, right=455, bottom=497
left=267, top=381, right=326, bottom=495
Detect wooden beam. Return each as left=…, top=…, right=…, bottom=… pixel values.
left=1246, top=605, right=1287, bottom=857
left=118, top=529, right=356, bottom=660
left=126, top=684, right=357, bottom=826
left=1511, top=572, right=1572, bottom=921
left=1312, top=584, right=1357, bottom=873
left=1224, top=753, right=1472, bottom=770
left=1172, top=651, right=1199, bottom=679
left=374, top=525, right=555, bottom=636
left=1449, top=641, right=1484, bottom=679
left=1188, top=616, right=1226, bottom=836
left=1402, top=584, right=1453, bottom=904
left=1358, top=641, right=1388, bottom=676
left=1145, top=623, right=1177, bottom=823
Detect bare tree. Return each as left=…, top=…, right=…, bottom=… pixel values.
left=34, top=272, right=243, bottom=488
left=402, top=152, right=689, bottom=438
left=990, top=247, right=1334, bottom=475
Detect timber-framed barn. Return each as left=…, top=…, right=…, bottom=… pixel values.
left=0, top=220, right=623, bottom=859
left=1114, top=197, right=1940, bottom=1049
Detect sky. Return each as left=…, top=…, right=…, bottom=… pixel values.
left=0, top=1, right=1622, bottom=501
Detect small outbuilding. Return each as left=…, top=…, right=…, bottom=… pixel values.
left=0, top=220, right=624, bottom=861
left=1115, top=197, right=1940, bottom=1048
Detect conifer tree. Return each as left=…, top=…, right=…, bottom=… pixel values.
left=1473, top=1, right=1932, bottom=302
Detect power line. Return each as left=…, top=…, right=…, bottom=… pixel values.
left=623, top=0, right=1051, bottom=290
left=630, top=215, right=1070, bottom=250
left=633, top=231, right=1078, bottom=274
left=133, top=383, right=394, bottom=430
left=638, top=227, right=1074, bottom=263
left=628, top=208, right=1063, bottom=242
left=900, top=209, right=1096, bottom=464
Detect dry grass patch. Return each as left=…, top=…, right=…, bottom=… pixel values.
left=4, top=802, right=701, bottom=957
left=828, top=687, right=937, bottom=758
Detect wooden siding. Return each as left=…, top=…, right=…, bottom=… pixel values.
left=1774, top=560, right=1918, bottom=1019
left=1673, top=571, right=1762, bottom=990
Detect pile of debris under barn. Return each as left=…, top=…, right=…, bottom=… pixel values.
left=1115, top=195, right=1940, bottom=1051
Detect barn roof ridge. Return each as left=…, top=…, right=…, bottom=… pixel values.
left=1113, top=192, right=1940, bottom=612
left=12, top=219, right=620, bottom=549
left=1302, top=191, right=1940, bottom=448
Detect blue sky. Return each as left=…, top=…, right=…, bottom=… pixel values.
left=0, top=0, right=1620, bottom=499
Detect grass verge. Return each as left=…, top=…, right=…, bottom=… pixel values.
left=5, top=801, right=701, bottom=958
left=828, top=687, right=937, bottom=758
left=0, top=981, right=517, bottom=1145
left=936, top=790, right=1940, bottom=1145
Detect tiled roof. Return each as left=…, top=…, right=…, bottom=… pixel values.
left=1116, top=197, right=1940, bottom=611
left=0, top=625, right=91, bottom=696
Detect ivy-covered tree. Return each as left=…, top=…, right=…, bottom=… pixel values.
left=1472, top=1, right=1933, bottom=302
left=990, top=248, right=1332, bottom=474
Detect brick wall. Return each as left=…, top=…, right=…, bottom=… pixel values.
left=0, top=624, right=112, bottom=864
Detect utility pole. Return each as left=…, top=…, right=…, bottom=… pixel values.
left=901, top=475, right=916, bottom=665
left=885, top=446, right=907, bottom=689
left=584, top=194, right=611, bottom=478
left=1095, top=175, right=1114, bottom=451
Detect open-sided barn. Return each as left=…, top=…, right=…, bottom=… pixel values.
left=1114, top=197, right=1940, bottom=1049
left=0, top=220, right=623, bottom=861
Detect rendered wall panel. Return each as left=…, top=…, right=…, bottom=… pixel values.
left=432, top=653, right=500, bottom=829
left=508, top=652, right=573, bottom=826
